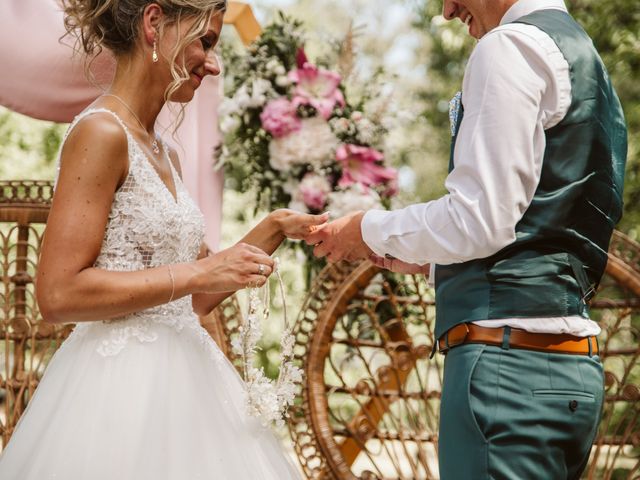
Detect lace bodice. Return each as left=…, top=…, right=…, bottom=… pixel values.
left=55, top=108, right=218, bottom=360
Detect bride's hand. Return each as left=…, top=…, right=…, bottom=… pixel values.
left=194, top=243, right=274, bottom=293
left=273, top=209, right=330, bottom=240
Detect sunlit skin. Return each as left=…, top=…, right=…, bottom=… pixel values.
left=304, top=211, right=430, bottom=274
left=37, top=3, right=328, bottom=324
left=442, top=0, right=519, bottom=39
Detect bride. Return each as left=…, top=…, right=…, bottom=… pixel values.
left=0, top=1, right=325, bottom=478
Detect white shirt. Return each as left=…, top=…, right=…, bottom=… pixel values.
left=361, top=0, right=600, bottom=336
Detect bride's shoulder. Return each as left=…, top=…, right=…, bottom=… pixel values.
left=66, top=110, right=128, bottom=149
left=59, top=111, right=129, bottom=184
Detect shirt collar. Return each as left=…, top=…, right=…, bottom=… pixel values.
left=500, top=0, right=568, bottom=25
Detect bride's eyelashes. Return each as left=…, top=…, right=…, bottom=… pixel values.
left=200, top=37, right=213, bottom=50
left=200, top=34, right=218, bottom=52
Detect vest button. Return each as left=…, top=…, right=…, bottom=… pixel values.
left=569, top=400, right=579, bottom=412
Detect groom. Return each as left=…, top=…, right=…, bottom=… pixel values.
left=305, top=0, right=627, bottom=477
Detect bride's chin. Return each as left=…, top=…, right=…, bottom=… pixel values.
left=169, top=87, right=196, bottom=103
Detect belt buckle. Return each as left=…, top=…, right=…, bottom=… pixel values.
left=439, top=323, right=470, bottom=354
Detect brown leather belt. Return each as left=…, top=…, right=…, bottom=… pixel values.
left=437, top=323, right=598, bottom=355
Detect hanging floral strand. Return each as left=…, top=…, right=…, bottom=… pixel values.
left=231, top=258, right=303, bottom=427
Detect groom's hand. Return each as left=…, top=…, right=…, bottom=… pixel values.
left=368, top=253, right=430, bottom=275
left=304, top=211, right=373, bottom=263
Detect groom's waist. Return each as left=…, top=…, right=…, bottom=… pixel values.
left=432, top=251, right=594, bottom=339
left=437, top=323, right=599, bottom=356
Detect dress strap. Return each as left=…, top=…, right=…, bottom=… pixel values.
left=63, top=107, right=132, bottom=142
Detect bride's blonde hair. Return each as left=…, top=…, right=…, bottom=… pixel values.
left=62, top=0, right=226, bottom=128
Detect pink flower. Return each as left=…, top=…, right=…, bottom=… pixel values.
left=336, top=144, right=397, bottom=188
left=298, top=173, right=331, bottom=211
left=260, top=98, right=302, bottom=138
left=288, top=49, right=345, bottom=120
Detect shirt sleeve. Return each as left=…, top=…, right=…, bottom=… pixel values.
left=361, top=24, right=571, bottom=266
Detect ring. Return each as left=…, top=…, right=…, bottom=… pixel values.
left=258, top=264, right=265, bottom=275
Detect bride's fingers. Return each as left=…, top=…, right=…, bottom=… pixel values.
left=306, top=212, right=330, bottom=228
left=252, top=262, right=273, bottom=277
left=244, top=251, right=275, bottom=268
left=244, top=274, right=268, bottom=288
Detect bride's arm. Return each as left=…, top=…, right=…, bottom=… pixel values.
left=192, top=209, right=329, bottom=316
left=37, top=116, right=271, bottom=324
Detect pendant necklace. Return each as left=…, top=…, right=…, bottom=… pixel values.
left=103, top=93, right=160, bottom=154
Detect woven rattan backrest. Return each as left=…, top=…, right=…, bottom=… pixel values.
left=0, top=180, right=73, bottom=448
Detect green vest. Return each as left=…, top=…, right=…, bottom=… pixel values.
left=434, top=9, right=627, bottom=340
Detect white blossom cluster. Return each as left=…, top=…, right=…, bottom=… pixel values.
left=268, top=117, right=339, bottom=171
left=326, top=183, right=384, bottom=219
left=231, top=262, right=303, bottom=427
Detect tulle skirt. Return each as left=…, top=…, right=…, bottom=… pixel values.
left=0, top=318, right=302, bottom=479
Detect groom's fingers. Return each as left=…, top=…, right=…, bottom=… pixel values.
left=305, top=229, right=326, bottom=246
left=313, top=240, right=328, bottom=258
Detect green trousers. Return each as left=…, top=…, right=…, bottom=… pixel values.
left=438, top=342, right=604, bottom=479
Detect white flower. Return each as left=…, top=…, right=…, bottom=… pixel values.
left=268, top=117, right=339, bottom=171
left=275, top=75, right=292, bottom=87
left=219, top=97, right=241, bottom=117
left=356, top=118, right=376, bottom=144
left=249, top=78, right=273, bottom=107
left=236, top=267, right=304, bottom=428
left=220, top=115, right=241, bottom=134
left=233, top=84, right=251, bottom=110
left=329, top=117, right=352, bottom=135
left=282, top=177, right=299, bottom=195
left=287, top=199, right=308, bottom=212
left=280, top=329, right=296, bottom=357
left=266, top=58, right=281, bottom=72
left=234, top=78, right=273, bottom=110
left=350, top=110, right=364, bottom=122
left=326, top=183, right=383, bottom=218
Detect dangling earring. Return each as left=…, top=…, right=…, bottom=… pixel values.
left=152, top=37, right=159, bottom=63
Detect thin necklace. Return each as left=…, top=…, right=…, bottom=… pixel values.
left=103, top=93, right=160, bottom=154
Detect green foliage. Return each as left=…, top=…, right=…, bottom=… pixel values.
left=0, top=107, right=64, bottom=180
left=414, top=0, right=640, bottom=237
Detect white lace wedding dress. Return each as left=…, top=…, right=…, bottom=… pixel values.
left=0, top=108, right=302, bottom=479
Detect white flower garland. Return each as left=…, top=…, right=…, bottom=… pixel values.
left=231, top=259, right=303, bottom=427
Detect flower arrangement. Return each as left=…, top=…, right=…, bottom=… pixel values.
left=218, top=13, right=397, bottom=225
left=231, top=260, right=302, bottom=427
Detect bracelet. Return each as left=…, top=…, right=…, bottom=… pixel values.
left=167, top=264, right=176, bottom=303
